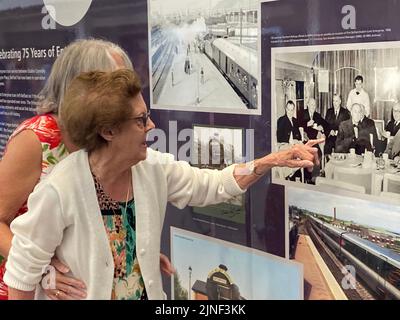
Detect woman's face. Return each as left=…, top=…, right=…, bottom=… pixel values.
left=113, top=93, right=155, bottom=165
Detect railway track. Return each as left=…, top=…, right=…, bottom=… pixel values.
left=304, top=221, right=375, bottom=300
left=152, top=39, right=175, bottom=102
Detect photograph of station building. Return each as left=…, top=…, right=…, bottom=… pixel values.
left=149, top=0, right=259, bottom=114
left=171, top=227, right=303, bottom=300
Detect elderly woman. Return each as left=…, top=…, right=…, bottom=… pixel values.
left=4, top=69, right=321, bottom=300
left=0, top=39, right=173, bottom=300
left=0, top=39, right=131, bottom=300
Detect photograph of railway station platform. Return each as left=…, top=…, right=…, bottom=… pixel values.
left=288, top=186, right=400, bottom=300
left=149, top=0, right=259, bottom=114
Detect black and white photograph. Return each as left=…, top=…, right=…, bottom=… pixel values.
left=191, top=125, right=245, bottom=223
left=288, top=186, right=400, bottom=300
left=271, top=42, right=400, bottom=198
left=149, top=0, right=259, bottom=114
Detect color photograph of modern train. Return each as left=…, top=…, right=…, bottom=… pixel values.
left=288, top=186, right=400, bottom=300
left=148, top=0, right=259, bottom=115
left=307, top=215, right=400, bottom=300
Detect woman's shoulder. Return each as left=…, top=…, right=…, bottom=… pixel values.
left=10, top=114, right=61, bottom=148
left=40, top=150, right=87, bottom=186
left=143, top=148, right=175, bottom=166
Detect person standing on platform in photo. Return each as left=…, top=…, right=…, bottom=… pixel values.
left=335, top=103, right=375, bottom=154
left=346, top=75, right=371, bottom=117
left=200, top=67, right=204, bottom=85
left=277, top=100, right=302, bottom=143
left=324, top=94, right=350, bottom=156
left=5, top=69, right=323, bottom=300
left=0, top=39, right=174, bottom=301
left=184, top=56, right=191, bottom=74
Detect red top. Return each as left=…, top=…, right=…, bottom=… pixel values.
left=0, top=114, right=67, bottom=299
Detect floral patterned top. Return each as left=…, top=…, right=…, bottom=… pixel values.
left=0, top=114, right=68, bottom=300
left=92, top=173, right=147, bottom=300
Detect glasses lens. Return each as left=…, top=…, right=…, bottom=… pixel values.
left=142, top=112, right=150, bottom=127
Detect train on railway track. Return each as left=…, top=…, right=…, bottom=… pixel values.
left=204, top=38, right=258, bottom=109
left=307, top=215, right=400, bottom=299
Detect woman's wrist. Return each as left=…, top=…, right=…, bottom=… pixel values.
left=253, top=154, right=279, bottom=175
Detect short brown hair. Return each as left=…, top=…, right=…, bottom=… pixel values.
left=60, top=68, right=142, bottom=152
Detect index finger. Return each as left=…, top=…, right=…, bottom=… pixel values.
left=305, top=138, right=325, bottom=147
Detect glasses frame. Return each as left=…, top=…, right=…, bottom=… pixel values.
left=128, top=110, right=151, bottom=128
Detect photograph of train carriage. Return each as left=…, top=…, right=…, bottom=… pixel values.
left=288, top=187, right=400, bottom=300
left=271, top=43, right=400, bottom=200
left=149, top=0, right=259, bottom=114
left=191, top=125, right=245, bottom=224
left=171, top=227, right=303, bottom=300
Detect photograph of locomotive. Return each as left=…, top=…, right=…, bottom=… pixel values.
left=288, top=187, right=400, bottom=300
left=149, top=0, right=259, bottom=114
left=190, top=125, right=245, bottom=224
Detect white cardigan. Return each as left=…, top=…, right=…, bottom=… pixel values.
left=4, top=149, right=245, bottom=299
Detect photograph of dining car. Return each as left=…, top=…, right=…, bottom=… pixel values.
left=271, top=42, right=400, bottom=198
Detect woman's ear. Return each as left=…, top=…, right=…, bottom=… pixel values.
left=99, top=127, right=115, bottom=142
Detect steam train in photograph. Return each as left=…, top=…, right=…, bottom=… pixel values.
left=307, top=215, right=400, bottom=300
left=204, top=38, right=258, bottom=109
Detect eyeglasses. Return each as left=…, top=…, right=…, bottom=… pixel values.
left=128, top=111, right=151, bottom=127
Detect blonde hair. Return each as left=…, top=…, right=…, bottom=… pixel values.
left=37, top=38, right=133, bottom=115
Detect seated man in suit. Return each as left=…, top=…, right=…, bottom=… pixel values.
left=324, top=94, right=350, bottom=156
left=301, top=98, right=328, bottom=140
left=336, top=103, right=375, bottom=154
left=359, top=104, right=378, bottom=154
left=277, top=100, right=305, bottom=182
left=300, top=98, right=327, bottom=169
left=385, top=103, right=400, bottom=137
left=385, top=129, right=400, bottom=161
left=277, top=100, right=301, bottom=143
left=374, top=103, right=400, bottom=156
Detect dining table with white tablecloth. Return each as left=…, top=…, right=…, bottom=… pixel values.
left=324, top=153, right=400, bottom=195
